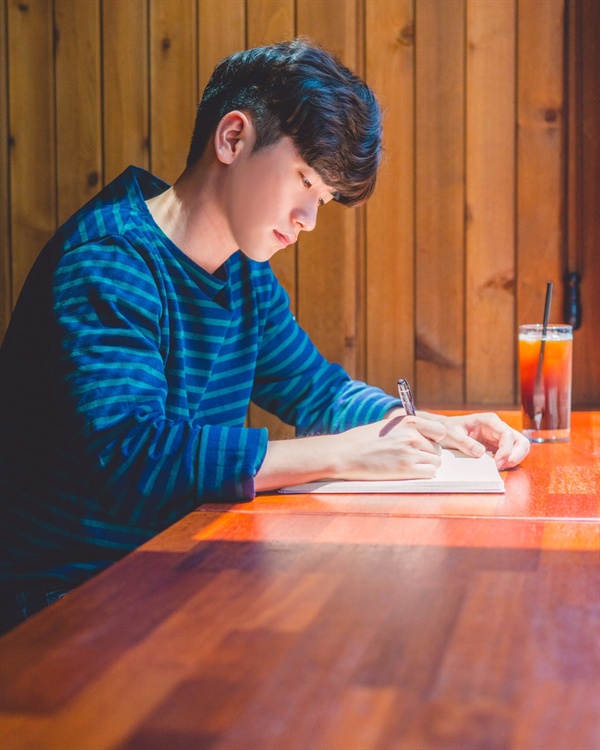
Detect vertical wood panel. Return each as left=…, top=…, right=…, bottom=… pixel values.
left=55, top=0, right=102, bottom=225
left=576, top=0, right=600, bottom=405
left=516, top=0, right=565, bottom=327
left=149, top=0, right=197, bottom=183
left=247, top=0, right=294, bottom=48
left=465, top=0, right=516, bottom=405
left=102, top=0, right=149, bottom=183
left=0, top=0, right=10, bottom=337
left=296, top=0, right=363, bottom=379
left=415, top=0, right=466, bottom=406
left=246, top=0, right=297, bottom=439
left=198, top=0, right=245, bottom=98
left=1, top=0, right=597, bottom=406
left=568, top=0, right=600, bottom=406
left=365, top=0, right=415, bottom=394
left=7, top=0, right=56, bottom=300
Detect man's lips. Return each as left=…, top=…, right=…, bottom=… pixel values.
left=274, top=230, right=295, bottom=248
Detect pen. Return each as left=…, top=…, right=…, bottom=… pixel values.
left=397, top=378, right=416, bottom=416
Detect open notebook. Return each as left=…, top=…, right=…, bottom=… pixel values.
left=279, top=449, right=505, bottom=494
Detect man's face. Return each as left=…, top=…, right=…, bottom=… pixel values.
left=224, top=135, right=337, bottom=263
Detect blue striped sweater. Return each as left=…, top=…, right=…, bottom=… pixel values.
left=0, top=167, right=398, bottom=593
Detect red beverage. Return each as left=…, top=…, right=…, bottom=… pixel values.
left=519, top=324, right=573, bottom=442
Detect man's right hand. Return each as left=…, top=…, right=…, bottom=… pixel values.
left=254, top=414, right=446, bottom=492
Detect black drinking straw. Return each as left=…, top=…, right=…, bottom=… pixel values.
left=533, top=281, right=553, bottom=425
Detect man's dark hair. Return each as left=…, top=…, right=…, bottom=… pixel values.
left=186, top=38, right=382, bottom=207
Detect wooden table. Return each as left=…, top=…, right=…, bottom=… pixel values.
left=1, top=412, right=599, bottom=750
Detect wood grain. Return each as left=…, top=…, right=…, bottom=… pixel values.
left=198, top=0, right=245, bottom=98
left=7, top=0, right=56, bottom=299
left=516, top=0, right=565, bottom=327
left=465, top=0, right=516, bottom=405
left=1, top=415, right=598, bottom=748
left=0, top=505, right=597, bottom=749
left=415, top=0, right=466, bottom=405
left=1, top=0, right=598, bottom=406
left=247, top=0, right=294, bottom=49
left=149, top=0, right=197, bottom=183
left=567, top=0, right=600, bottom=406
left=0, top=0, right=10, bottom=330
left=296, top=0, right=363, bottom=378
left=365, top=0, right=415, bottom=392
left=102, top=0, right=149, bottom=183
left=55, top=0, right=102, bottom=225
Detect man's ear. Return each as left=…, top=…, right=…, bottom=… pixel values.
left=214, top=111, right=253, bottom=165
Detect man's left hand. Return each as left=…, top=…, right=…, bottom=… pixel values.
left=423, top=412, right=530, bottom=469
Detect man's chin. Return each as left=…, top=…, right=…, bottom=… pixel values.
left=240, top=247, right=279, bottom=264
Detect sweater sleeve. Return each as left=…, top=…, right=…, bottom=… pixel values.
left=52, top=241, right=267, bottom=526
left=251, top=276, right=401, bottom=435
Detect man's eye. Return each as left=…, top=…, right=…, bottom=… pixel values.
left=301, top=174, right=311, bottom=189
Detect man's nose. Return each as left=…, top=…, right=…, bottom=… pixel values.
left=292, top=200, right=318, bottom=233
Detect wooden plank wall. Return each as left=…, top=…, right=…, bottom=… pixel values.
left=1, top=0, right=598, bottom=439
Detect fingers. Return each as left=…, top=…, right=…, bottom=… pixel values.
left=396, top=417, right=444, bottom=472
left=494, top=428, right=530, bottom=469
left=466, top=413, right=530, bottom=469
left=410, top=460, right=441, bottom=479
left=435, top=416, right=487, bottom=458
left=443, top=429, right=486, bottom=459
left=401, top=416, right=446, bottom=447
left=436, top=412, right=531, bottom=469
left=368, top=415, right=445, bottom=478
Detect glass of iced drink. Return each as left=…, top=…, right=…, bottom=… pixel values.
left=518, top=324, right=573, bottom=442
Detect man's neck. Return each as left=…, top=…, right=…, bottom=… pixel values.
left=145, top=164, right=237, bottom=275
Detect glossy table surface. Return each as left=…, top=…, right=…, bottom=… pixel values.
left=1, top=411, right=599, bottom=750
left=207, top=411, right=600, bottom=523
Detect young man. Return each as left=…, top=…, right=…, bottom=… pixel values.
left=0, top=39, right=529, bottom=630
